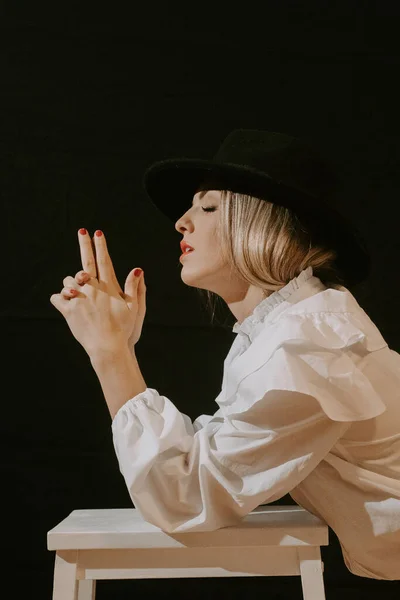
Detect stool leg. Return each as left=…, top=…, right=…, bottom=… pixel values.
left=52, top=551, right=79, bottom=600
left=78, top=580, right=96, bottom=600
left=297, top=546, right=326, bottom=600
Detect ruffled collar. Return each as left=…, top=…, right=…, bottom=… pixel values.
left=232, top=266, right=321, bottom=341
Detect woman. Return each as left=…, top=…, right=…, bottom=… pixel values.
left=51, top=129, right=400, bottom=580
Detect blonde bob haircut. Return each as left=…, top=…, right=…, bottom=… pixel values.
left=196, top=189, right=347, bottom=325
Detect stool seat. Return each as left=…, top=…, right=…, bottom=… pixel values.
left=47, top=505, right=328, bottom=600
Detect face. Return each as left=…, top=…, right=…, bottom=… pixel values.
left=174, top=189, right=249, bottom=302
left=175, top=190, right=222, bottom=290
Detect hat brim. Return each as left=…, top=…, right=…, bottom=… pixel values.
left=142, top=158, right=372, bottom=287
left=143, top=158, right=330, bottom=223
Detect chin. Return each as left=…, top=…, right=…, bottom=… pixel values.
left=180, top=266, right=209, bottom=287
left=180, top=271, right=198, bottom=286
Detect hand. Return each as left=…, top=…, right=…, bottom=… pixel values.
left=74, top=270, right=146, bottom=353
left=50, top=229, right=147, bottom=357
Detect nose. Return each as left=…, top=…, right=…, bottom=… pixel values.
left=175, top=193, right=199, bottom=233
left=175, top=218, right=184, bottom=233
left=175, top=213, right=191, bottom=234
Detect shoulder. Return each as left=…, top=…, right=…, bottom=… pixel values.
left=274, top=286, right=388, bottom=354
left=222, top=288, right=388, bottom=422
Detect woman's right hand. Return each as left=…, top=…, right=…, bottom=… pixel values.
left=73, top=270, right=147, bottom=350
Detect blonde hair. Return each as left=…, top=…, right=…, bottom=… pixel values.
left=196, top=189, right=346, bottom=325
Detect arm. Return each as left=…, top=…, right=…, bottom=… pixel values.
left=110, top=383, right=350, bottom=533
left=90, top=344, right=220, bottom=427
left=106, top=311, right=386, bottom=534
left=90, top=346, right=147, bottom=420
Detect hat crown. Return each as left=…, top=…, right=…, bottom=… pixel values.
left=213, top=129, right=339, bottom=200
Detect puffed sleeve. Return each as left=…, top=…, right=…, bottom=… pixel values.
left=111, top=309, right=389, bottom=533
left=111, top=385, right=350, bottom=533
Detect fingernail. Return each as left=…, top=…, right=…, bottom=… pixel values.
left=134, top=268, right=143, bottom=277
left=95, top=230, right=103, bottom=237
left=79, top=228, right=87, bottom=235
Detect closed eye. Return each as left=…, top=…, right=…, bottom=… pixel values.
left=201, top=206, right=216, bottom=212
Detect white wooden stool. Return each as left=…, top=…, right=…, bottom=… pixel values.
left=47, top=504, right=328, bottom=600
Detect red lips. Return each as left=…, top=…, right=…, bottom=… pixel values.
left=180, top=240, right=195, bottom=253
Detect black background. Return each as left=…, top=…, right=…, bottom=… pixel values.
left=2, top=2, right=400, bottom=598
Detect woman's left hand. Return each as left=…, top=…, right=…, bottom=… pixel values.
left=50, top=229, right=144, bottom=358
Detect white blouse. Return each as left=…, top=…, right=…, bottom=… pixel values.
left=111, top=266, right=400, bottom=580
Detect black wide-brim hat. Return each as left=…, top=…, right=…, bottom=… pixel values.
left=143, top=129, right=372, bottom=287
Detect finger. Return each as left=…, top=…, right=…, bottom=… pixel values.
left=62, top=287, right=79, bottom=298
left=50, top=292, right=70, bottom=312
left=75, top=270, right=90, bottom=285
left=138, top=272, right=146, bottom=292
left=136, top=273, right=146, bottom=318
left=93, top=230, right=121, bottom=289
left=132, top=274, right=146, bottom=342
left=77, top=260, right=123, bottom=296
left=60, top=279, right=79, bottom=296
left=63, top=275, right=77, bottom=287
left=78, top=229, right=97, bottom=279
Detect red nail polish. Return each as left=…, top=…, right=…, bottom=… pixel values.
left=95, top=230, right=103, bottom=237
left=134, top=268, right=142, bottom=277
left=79, top=228, right=87, bottom=235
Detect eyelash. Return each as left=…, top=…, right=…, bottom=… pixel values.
left=201, top=206, right=216, bottom=213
